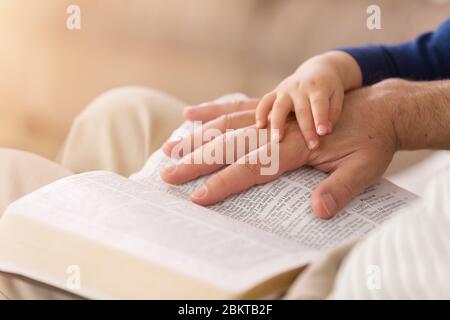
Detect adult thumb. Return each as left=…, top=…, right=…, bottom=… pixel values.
left=311, top=157, right=379, bottom=219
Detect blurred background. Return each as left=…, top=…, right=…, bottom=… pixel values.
left=0, top=0, right=449, bottom=159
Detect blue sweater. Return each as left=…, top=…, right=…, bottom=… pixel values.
left=340, top=19, right=450, bottom=85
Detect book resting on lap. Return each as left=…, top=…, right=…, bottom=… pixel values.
left=0, top=123, right=416, bottom=299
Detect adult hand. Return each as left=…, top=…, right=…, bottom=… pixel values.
left=183, top=97, right=259, bottom=123
left=161, top=80, right=407, bottom=219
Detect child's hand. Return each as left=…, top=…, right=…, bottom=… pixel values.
left=256, top=51, right=362, bottom=149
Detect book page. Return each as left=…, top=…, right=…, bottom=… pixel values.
left=4, top=171, right=315, bottom=293
left=131, top=122, right=417, bottom=250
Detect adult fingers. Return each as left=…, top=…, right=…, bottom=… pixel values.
left=162, top=110, right=256, bottom=158
left=190, top=144, right=282, bottom=205
left=161, top=125, right=267, bottom=185
left=184, top=98, right=259, bottom=123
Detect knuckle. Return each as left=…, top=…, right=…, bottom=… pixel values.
left=272, top=102, right=284, bottom=112
left=299, top=79, right=319, bottom=90
left=275, top=92, right=288, bottom=101
left=307, top=79, right=318, bottom=88
left=338, top=178, right=354, bottom=201
left=289, top=92, right=303, bottom=107
left=310, top=94, right=327, bottom=104
left=272, top=96, right=289, bottom=112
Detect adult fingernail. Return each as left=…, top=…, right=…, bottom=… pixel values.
left=163, top=139, right=181, bottom=148
left=321, top=193, right=337, bottom=218
left=308, top=139, right=319, bottom=150
left=192, top=185, right=208, bottom=199
left=317, top=125, right=328, bottom=136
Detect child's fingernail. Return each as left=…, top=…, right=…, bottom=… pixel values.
left=271, top=132, right=280, bottom=142
left=317, top=125, right=328, bottom=136
left=308, top=139, right=319, bottom=150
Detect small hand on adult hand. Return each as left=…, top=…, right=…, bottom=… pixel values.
left=161, top=81, right=402, bottom=219
left=161, top=111, right=310, bottom=206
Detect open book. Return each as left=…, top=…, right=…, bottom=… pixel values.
left=0, top=123, right=416, bottom=299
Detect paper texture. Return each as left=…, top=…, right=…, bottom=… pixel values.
left=5, top=172, right=315, bottom=293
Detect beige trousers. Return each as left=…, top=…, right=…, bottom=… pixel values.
left=0, top=86, right=184, bottom=299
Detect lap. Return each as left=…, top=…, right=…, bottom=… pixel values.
left=0, top=86, right=185, bottom=299
left=0, top=149, right=74, bottom=299
left=0, top=148, right=72, bottom=217
left=58, top=86, right=185, bottom=176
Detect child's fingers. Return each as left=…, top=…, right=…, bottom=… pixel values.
left=255, top=92, right=276, bottom=128
left=309, top=91, right=330, bottom=136
left=328, top=90, right=344, bottom=133
left=292, top=93, right=320, bottom=150
left=270, top=94, right=293, bottom=141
